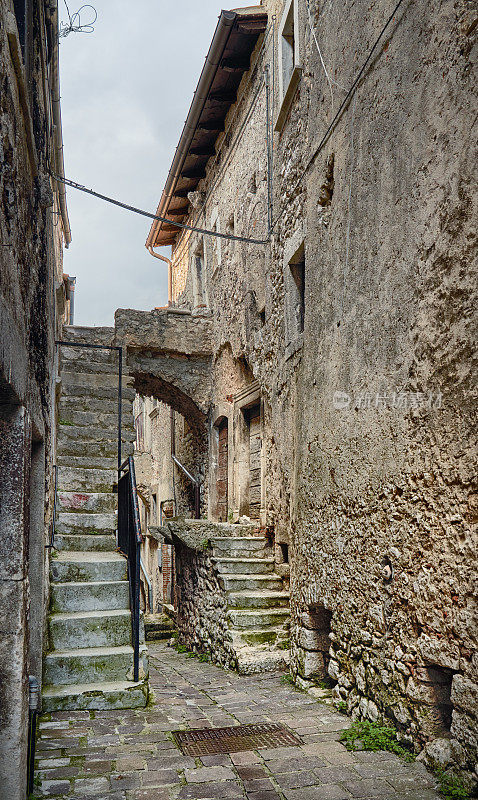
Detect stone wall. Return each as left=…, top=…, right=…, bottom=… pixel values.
left=0, top=1, right=68, bottom=795
left=169, top=523, right=236, bottom=670
left=140, top=0, right=477, bottom=783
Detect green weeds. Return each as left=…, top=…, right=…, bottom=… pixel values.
left=434, top=767, right=472, bottom=800
left=340, top=720, right=414, bottom=762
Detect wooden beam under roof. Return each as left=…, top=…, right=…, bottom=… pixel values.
left=209, top=90, right=237, bottom=103
left=197, top=120, right=225, bottom=132
left=166, top=206, right=189, bottom=217
left=189, top=145, right=216, bottom=157
left=221, top=55, right=250, bottom=72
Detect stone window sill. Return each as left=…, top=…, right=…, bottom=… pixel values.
left=275, top=66, right=303, bottom=133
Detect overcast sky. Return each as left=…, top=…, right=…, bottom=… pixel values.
left=60, top=0, right=251, bottom=327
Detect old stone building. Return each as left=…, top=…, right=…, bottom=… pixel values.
left=0, top=0, right=71, bottom=796
left=138, top=0, right=477, bottom=784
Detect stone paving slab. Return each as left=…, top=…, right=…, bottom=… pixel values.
left=33, top=642, right=442, bottom=799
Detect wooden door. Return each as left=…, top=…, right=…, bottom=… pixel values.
left=248, top=406, right=261, bottom=520
left=216, top=419, right=228, bottom=521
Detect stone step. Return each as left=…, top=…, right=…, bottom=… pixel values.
left=57, top=491, right=116, bottom=514
left=41, top=679, right=148, bottom=712
left=57, top=437, right=134, bottom=460
left=227, top=608, right=290, bottom=630
left=57, top=466, right=117, bottom=493
left=48, top=609, right=133, bottom=650
left=144, top=613, right=176, bottom=642
left=50, top=581, right=129, bottom=613
left=57, top=454, right=118, bottom=470
left=60, top=395, right=134, bottom=422
left=211, top=537, right=272, bottom=559
left=61, top=325, right=115, bottom=346
left=58, top=424, right=135, bottom=445
left=50, top=552, right=127, bottom=583
left=53, top=534, right=116, bottom=552
left=60, top=352, right=124, bottom=374
left=214, top=557, right=275, bottom=575
left=222, top=574, right=284, bottom=592
left=56, top=512, right=117, bottom=536
left=226, top=590, right=290, bottom=610
left=234, top=628, right=290, bottom=647
left=236, top=647, right=290, bottom=675
left=62, top=370, right=134, bottom=390
left=44, top=644, right=148, bottom=685
left=61, top=383, right=135, bottom=403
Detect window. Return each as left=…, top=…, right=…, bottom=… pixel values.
left=285, top=241, right=305, bottom=345
left=276, top=0, right=302, bottom=130
left=135, top=412, right=144, bottom=450
left=281, top=1, right=295, bottom=91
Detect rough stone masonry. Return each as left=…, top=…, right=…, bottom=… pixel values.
left=138, top=0, right=477, bottom=787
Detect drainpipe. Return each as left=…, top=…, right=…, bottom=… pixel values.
left=49, top=2, right=72, bottom=246
left=68, top=276, right=76, bottom=324
left=147, top=245, right=172, bottom=306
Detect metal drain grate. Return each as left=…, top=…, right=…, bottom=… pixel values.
left=171, top=722, right=303, bottom=756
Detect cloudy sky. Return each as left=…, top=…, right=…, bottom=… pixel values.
left=60, top=0, right=251, bottom=327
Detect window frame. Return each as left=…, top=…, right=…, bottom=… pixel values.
left=276, top=0, right=302, bottom=131
left=283, top=229, right=306, bottom=357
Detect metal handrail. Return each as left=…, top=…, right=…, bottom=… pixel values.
left=140, top=555, right=153, bottom=612
left=47, top=464, right=58, bottom=549
left=170, top=409, right=200, bottom=519
left=118, top=456, right=143, bottom=682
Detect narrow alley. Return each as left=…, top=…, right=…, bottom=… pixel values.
left=33, top=642, right=442, bottom=800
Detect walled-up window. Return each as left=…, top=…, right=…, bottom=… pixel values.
left=285, top=242, right=305, bottom=343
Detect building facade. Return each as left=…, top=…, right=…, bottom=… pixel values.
left=143, top=0, right=477, bottom=783
left=0, top=0, right=70, bottom=796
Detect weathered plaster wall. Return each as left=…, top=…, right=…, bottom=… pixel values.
left=0, top=2, right=68, bottom=796
left=159, top=0, right=477, bottom=781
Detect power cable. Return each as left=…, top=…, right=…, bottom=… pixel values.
left=305, top=0, right=344, bottom=113
left=51, top=173, right=269, bottom=245
left=272, top=0, right=410, bottom=232
left=59, top=1, right=97, bottom=38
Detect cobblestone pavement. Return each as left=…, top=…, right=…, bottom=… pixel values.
left=34, top=642, right=442, bottom=800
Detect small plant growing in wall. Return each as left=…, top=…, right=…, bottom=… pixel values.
left=200, top=538, right=210, bottom=551
left=337, top=700, right=348, bottom=714
left=340, top=720, right=414, bottom=762
left=434, top=767, right=472, bottom=800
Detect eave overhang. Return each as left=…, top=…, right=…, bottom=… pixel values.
left=146, top=7, right=267, bottom=249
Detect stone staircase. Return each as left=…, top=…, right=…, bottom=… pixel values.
left=211, top=534, right=290, bottom=674
left=42, top=328, right=148, bottom=712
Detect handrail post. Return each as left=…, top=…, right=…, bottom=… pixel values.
left=134, top=539, right=141, bottom=681
left=118, top=456, right=143, bottom=685
left=117, top=347, right=122, bottom=486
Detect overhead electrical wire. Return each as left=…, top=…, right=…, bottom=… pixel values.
left=305, top=0, right=342, bottom=112
left=51, top=173, right=269, bottom=245
left=59, top=1, right=97, bottom=38
left=52, top=0, right=409, bottom=249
